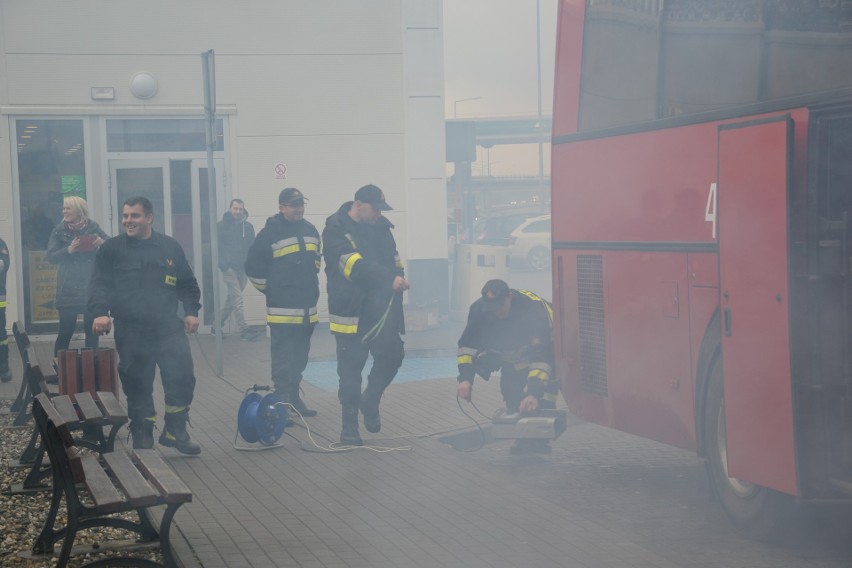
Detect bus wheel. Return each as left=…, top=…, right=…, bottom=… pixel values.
left=704, top=358, right=790, bottom=539
left=527, top=247, right=551, bottom=271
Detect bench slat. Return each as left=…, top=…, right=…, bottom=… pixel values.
left=71, top=391, right=103, bottom=423
left=102, top=452, right=161, bottom=508
left=35, top=393, right=76, bottom=447
left=81, top=349, right=97, bottom=393
left=80, top=454, right=128, bottom=514
left=95, top=391, right=129, bottom=422
left=52, top=395, right=83, bottom=429
left=132, top=450, right=193, bottom=504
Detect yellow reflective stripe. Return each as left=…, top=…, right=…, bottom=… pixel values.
left=542, top=392, right=558, bottom=402
left=315, top=260, right=321, bottom=270
left=529, top=362, right=553, bottom=374
left=144, top=415, right=157, bottom=422
left=165, top=275, right=177, bottom=286
left=0, top=338, right=8, bottom=345
left=268, top=315, right=305, bottom=324
left=0, top=301, right=6, bottom=308
left=458, top=347, right=477, bottom=356
left=164, top=405, right=186, bottom=414
left=273, top=244, right=301, bottom=258
left=394, top=254, right=404, bottom=270
left=519, top=289, right=553, bottom=323
left=342, top=252, right=363, bottom=280
left=458, top=355, right=473, bottom=365
left=249, top=277, right=267, bottom=291
left=330, top=321, right=358, bottom=334
left=528, top=369, right=550, bottom=381
left=305, top=243, right=319, bottom=252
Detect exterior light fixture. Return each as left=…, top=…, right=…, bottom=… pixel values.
left=91, top=87, right=115, bottom=100
left=129, top=72, right=158, bottom=99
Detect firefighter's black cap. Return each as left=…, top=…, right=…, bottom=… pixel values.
left=355, top=184, right=392, bottom=211
left=279, top=187, right=307, bottom=204
left=481, top=279, right=510, bottom=311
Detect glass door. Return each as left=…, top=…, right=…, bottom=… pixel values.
left=108, top=158, right=225, bottom=331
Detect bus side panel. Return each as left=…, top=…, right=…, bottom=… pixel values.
left=606, top=251, right=695, bottom=450
left=551, top=123, right=720, bottom=245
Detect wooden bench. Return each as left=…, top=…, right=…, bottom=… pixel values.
left=7, top=321, right=58, bottom=426
left=8, top=349, right=127, bottom=494
left=31, top=391, right=192, bottom=568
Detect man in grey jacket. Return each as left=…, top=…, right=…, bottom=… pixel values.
left=217, top=199, right=257, bottom=340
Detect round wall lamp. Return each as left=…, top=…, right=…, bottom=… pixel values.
left=129, top=72, right=158, bottom=100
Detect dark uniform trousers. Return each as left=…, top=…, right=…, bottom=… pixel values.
left=114, top=317, right=196, bottom=424
left=336, top=321, right=404, bottom=409
left=474, top=356, right=559, bottom=414
left=0, top=307, right=8, bottom=369
left=270, top=324, right=314, bottom=393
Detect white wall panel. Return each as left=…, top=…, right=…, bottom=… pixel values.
left=405, top=97, right=444, bottom=180
left=404, top=0, right=441, bottom=28
left=405, top=178, right=446, bottom=259
left=234, top=134, right=406, bottom=218
left=405, top=29, right=443, bottom=97
left=2, top=1, right=401, bottom=56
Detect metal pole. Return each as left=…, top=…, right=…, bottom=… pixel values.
left=202, top=49, right=223, bottom=377
left=536, top=0, right=545, bottom=198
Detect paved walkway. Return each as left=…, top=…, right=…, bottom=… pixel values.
left=2, top=322, right=683, bottom=568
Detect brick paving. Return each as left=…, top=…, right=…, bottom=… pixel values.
left=6, top=323, right=850, bottom=567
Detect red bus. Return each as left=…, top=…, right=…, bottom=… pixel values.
left=551, top=0, right=852, bottom=536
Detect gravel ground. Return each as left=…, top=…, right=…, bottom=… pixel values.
left=0, top=400, right=164, bottom=567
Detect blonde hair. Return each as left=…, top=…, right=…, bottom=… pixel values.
left=63, top=196, right=90, bottom=223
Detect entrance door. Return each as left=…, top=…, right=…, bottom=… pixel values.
left=717, top=115, right=797, bottom=495
left=109, top=158, right=226, bottom=331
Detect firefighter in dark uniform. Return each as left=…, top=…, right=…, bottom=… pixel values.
left=323, top=184, right=409, bottom=446
left=89, top=197, right=202, bottom=454
left=245, top=187, right=321, bottom=417
left=457, top=279, right=558, bottom=453
left=0, top=237, right=11, bottom=382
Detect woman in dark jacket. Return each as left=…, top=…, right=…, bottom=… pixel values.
left=47, top=196, right=109, bottom=355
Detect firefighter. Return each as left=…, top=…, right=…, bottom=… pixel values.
left=0, top=237, right=10, bottom=382
left=89, top=197, right=202, bottom=454
left=245, top=187, right=321, bottom=417
left=323, top=184, right=409, bottom=446
left=456, top=279, right=558, bottom=454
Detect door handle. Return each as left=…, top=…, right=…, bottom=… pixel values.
left=724, top=307, right=732, bottom=337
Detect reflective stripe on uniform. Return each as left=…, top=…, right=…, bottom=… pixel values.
left=304, top=236, right=320, bottom=253
left=272, top=237, right=301, bottom=258
left=0, top=338, right=7, bottom=346
left=164, top=405, right=187, bottom=414
left=249, top=277, right=267, bottom=291
left=340, top=252, right=363, bottom=280
left=394, top=254, right=404, bottom=270
left=329, top=315, right=359, bottom=334
left=267, top=307, right=318, bottom=325
left=519, top=289, right=554, bottom=323
left=457, top=347, right=476, bottom=365
left=542, top=392, right=558, bottom=402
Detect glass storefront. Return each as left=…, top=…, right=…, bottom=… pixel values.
left=16, top=119, right=86, bottom=330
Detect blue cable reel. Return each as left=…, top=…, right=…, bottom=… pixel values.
left=236, top=385, right=289, bottom=449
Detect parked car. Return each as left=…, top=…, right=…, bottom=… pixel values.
left=508, top=214, right=551, bottom=271
left=473, top=212, right=539, bottom=245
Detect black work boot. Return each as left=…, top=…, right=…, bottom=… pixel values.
left=340, top=406, right=363, bottom=446
left=0, top=344, right=11, bottom=383
left=289, top=383, right=317, bottom=417
left=360, top=396, right=381, bottom=433
left=129, top=420, right=155, bottom=450
left=159, top=409, right=202, bottom=455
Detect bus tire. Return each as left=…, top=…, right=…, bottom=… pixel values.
left=703, top=355, right=790, bottom=539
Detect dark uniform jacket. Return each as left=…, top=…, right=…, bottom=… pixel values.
left=457, top=289, right=555, bottom=400
left=322, top=201, right=405, bottom=335
left=217, top=209, right=254, bottom=273
left=88, top=232, right=201, bottom=327
left=245, top=213, right=320, bottom=325
left=47, top=220, right=110, bottom=308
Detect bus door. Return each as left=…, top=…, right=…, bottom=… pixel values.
left=716, top=115, right=797, bottom=495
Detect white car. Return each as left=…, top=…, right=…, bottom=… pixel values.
left=508, top=214, right=551, bottom=271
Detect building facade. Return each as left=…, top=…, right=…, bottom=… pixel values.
left=0, top=0, right=447, bottom=333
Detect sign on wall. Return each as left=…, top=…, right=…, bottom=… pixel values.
left=28, top=251, right=59, bottom=324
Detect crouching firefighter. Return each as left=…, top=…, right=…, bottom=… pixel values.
left=89, top=197, right=202, bottom=455
left=456, top=279, right=558, bottom=454
left=245, top=187, right=321, bottom=417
